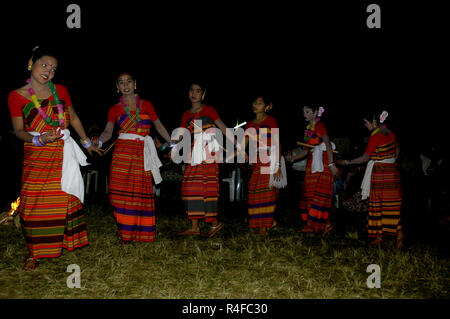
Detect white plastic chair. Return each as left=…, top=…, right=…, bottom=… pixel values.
left=222, top=169, right=236, bottom=202
left=83, top=170, right=108, bottom=194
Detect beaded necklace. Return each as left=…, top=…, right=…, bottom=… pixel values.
left=27, top=78, right=65, bottom=127
left=120, top=94, right=142, bottom=132
left=304, top=118, right=319, bottom=142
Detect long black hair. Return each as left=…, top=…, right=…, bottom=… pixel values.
left=189, top=80, right=207, bottom=92
left=254, top=94, right=273, bottom=107
left=29, top=45, right=58, bottom=63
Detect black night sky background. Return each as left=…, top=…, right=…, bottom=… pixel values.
left=0, top=1, right=447, bottom=206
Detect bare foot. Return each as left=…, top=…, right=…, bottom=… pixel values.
left=369, top=237, right=383, bottom=245
left=255, top=227, right=268, bottom=235
left=23, top=258, right=39, bottom=271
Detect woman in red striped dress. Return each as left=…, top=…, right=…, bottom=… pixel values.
left=286, top=105, right=338, bottom=234
left=245, top=96, right=282, bottom=235
left=175, top=82, right=229, bottom=237
left=94, top=73, right=172, bottom=244
left=337, top=110, right=404, bottom=248
left=8, top=46, right=101, bottom=270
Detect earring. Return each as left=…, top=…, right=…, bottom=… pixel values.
left=201, top=90, right=206, bottom=101
left=134, top=81, right=137, bottom=90
left=27, top=57, right=33, bottom=71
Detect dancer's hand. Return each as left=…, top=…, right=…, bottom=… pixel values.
left=330, top=164, right=339, bottom=178
left=285, top=151, right=293, bottom=163
left=91, top=136, right=100, bottom=147
left=273, top=167, right=282, bottom=181
left=154, top=137, right=163, bottom=149
left=41, top=129, right=63, bottom=144
left=86, top=145, right=103, bottom=156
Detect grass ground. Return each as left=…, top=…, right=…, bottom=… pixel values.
left=0, top=185, right=449, bottom=299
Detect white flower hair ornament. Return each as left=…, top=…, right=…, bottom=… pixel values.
left=318, top=106, right=325, bottom=117
left=379, top=111, right=389, bottom=124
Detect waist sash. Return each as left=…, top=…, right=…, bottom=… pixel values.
left=118, top=133, right=163, bottom=184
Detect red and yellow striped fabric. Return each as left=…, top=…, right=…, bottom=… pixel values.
left=7, top=85, right=88, bottom=260
left=246, top=116, right=279, bottom=229
left=299, top=121, right=333, bottom=233
left=365, top=132, right=402, bottom=238
left=299, top=154, right=334, bottom=232
left=108, top=100, right=158, bottom=242
left=247, top=163, right=279, bottom=228
left=179, top=105, right=221, bottom=222
left=181, top=163, right=219, bottom=222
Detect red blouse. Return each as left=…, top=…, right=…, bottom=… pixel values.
left=107, top=99, right=158, bottom=137
left=245, top=115, right=279, bottom=164
left=365, top=131, right=398, bottom=160
left=8, top=84, right=72, bottom=133
left=245, top=115, right=278, bottom=131
left=306, top=121, right=327, bottom=146
left=245, top=115, right=279, bottom=146
left=179, top=105, right=220, bottom=133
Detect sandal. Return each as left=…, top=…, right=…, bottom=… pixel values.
left=203, top=223, right=223, bottom=238
left=119, top=238, right=132, bottom=245
left=178, top=228, right=201, bottom=236
left=254, top=227, right=268, bottom=235
left=298, top=225, right=314, bottom=233
left=23, top=257, right=39, bottom=271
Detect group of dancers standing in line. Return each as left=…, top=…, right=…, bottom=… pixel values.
left=7, top=47, right=404, bottom=271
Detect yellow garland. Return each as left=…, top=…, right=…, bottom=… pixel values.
left=31, top=95, right=40, bottom=107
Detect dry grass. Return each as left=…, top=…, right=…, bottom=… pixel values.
left=0, top=193, right=449, bottom=299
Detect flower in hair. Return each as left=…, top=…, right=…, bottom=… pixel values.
left=379, top=111, right=389, bottom=123
left=318, top=106, right=325, bottom=117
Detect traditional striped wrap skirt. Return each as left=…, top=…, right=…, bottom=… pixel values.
left=181, top=162, right=219, bottom=222
left=109, top=138, right=156, bottom=242
left=248, top=163, right=278, bottom=228
left=367, top=162, right=402, bottom=238
left=299, top=154, right=334, bottom=232
left=19, top=139, right=88, bottom=259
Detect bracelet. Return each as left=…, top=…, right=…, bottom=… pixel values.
left=32, top=135, right=44, bottom=147
left=346, top=160, right=350, bottom=165
left=80, top=138, right=92, bottom=149
left=98, top=140, right=103, bottom=148
left=328, top=162, right=335, bottom=167
left=274, top=162, right=281, bottom=168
